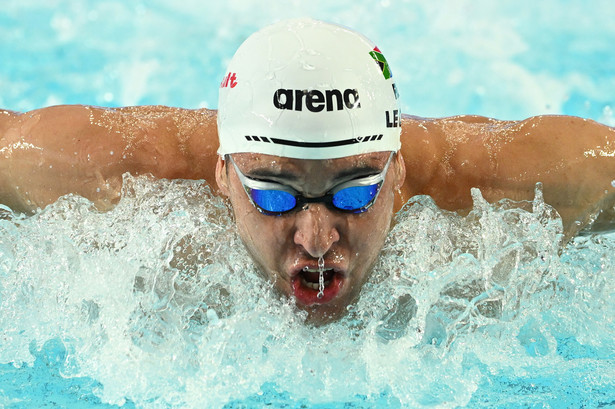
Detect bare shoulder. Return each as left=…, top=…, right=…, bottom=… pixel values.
left=83, top=105, right=220, bottom=178
left=0, top=109, right=20, bottom=136
left=402, top=112, right=612, bottom=130
left=12, top=104, right=220, bottom=178
left=400, top=113, right=614, bottom=165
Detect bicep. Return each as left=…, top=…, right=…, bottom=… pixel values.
left=493, top=116, right=615, bottom=237
left=0, top=105, right=129, bottom=212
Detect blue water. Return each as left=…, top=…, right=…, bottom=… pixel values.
left=1, top=1, right=615, bottom=408
left=2, top=0, right=614, bottom=122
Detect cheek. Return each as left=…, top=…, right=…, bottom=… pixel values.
left=229, top=193, right=289, bottom=262
left=351, top=215, right=388, bottom=257
left=227, top=191, right=262, bottom=247
left=234, top=204, right=269, bottom=247
left=348, top=190, right=395, bottom=260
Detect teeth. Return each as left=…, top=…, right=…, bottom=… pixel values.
left=301, top=277, right=331, bottom=290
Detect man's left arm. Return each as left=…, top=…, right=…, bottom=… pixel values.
left=399, top=114, right=615, bottom=239
left=479, top=115, right=615, bottom=237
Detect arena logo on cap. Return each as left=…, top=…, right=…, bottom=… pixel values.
left=369, top=47, right=392, bottom=80
left=273, top=88, right=361, bottom=112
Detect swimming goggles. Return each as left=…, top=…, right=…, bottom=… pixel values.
left=229, top=153, right=394, bottom=216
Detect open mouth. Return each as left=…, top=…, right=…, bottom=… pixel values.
left=300, top=268, right=334, bottom=290
left=291, top=266, right=344, bottom=306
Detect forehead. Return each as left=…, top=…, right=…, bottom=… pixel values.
left=230, top=152, right=390, bottom=178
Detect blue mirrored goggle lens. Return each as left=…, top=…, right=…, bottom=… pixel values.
left=249, top=189, right=297, bottom=213
left=249, top=183, right=381, bottom=214
left=332, top=184, right=380, bottom=211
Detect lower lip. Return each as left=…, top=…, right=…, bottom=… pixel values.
left=291, top=272, right=344, bottom=306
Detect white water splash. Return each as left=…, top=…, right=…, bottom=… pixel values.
left=0, top=176, right=613, bottom=408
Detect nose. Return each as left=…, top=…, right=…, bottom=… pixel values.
left=293, top=204, right=341, bottom=258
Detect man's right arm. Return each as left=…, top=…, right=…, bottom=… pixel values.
left=0, top=105, right=219, bottom=213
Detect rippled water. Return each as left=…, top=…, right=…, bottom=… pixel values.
left=2, top=0, right=615, bottom=123
left=0, top=176, right=613, bottom=408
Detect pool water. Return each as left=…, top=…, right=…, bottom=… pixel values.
left=1, top=1, right=615, bottom=408
left=1, top=179, right=613, bottom=408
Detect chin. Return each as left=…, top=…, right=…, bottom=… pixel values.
left=297, top=289, right=361, bottom=325
left=302, top=303, right=348, bottom=325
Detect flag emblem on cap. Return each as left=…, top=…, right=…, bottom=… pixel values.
left=369, top=47, right=392, bottom=80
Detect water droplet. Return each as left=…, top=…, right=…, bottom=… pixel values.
left=317, top=256, right=325, bottom=299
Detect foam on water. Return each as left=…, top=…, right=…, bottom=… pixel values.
left=0, top=176, right=613, bottom=408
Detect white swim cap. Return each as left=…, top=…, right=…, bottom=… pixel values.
left=217, top=18, right=401, bottom=160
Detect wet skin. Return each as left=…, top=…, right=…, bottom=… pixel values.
left=215, top=151, right=406, bottom=322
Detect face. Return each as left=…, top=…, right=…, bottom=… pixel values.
left=216, top=151, right=405, bottom=323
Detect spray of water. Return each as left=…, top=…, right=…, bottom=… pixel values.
left=0, top=176, right=613, bottom=408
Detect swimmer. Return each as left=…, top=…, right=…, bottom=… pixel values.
left=2, top=18, right=615, bottom=322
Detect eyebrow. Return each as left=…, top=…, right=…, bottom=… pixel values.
left=245, top=164, right=383, bottom=183
left=247, top=168, right=299, bottom=181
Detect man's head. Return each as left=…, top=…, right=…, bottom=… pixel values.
left=215, top=18, right=405, bottom=321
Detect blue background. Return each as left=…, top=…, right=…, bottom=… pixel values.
left=1, top=0, right=614, bottom=123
